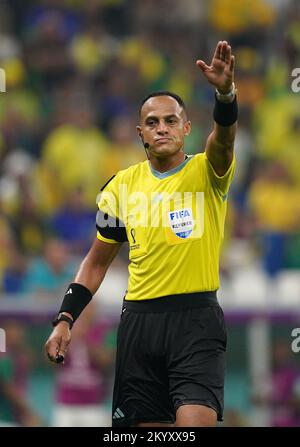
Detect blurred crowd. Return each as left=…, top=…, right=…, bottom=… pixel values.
left=1, top=0, right=300, bottom=427
left=0, top=0, right=300, bottom=294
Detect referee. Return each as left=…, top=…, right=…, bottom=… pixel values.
left=46, top=41, right=237, bottom=427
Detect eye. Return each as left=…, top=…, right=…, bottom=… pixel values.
left=167, top=117, right=177, bottom=125
left=146, top=119, right=156, bottom=127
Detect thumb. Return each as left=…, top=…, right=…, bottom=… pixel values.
left=196, top=60, right=209, bottom=72
left=46, top=336, right=61, bottom=362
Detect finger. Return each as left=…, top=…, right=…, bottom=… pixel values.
left=196, top=60, right=210, bottom=71
left=229, top=55, right=235, bottom=72
left=46, top=338, right=60, bottom=361
left=220, top=41, right=228, bottom=61
left=212, top=41, right=222, bottom=60
left=47, top=352, right=56, bottom=363
left=57, top=337, right=69, bottom=359
left=225, top=45, right=231, bottom=64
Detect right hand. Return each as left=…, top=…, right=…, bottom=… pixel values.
left=196, top=41, right=235, bottom=94
left=45, top=321, right=71, bottom=364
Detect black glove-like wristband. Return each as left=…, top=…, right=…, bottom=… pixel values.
left=55, top=283, right=93, bottom=324
left=213, top=94, right=238, bottom=127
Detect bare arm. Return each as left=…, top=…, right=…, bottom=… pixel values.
left=45, top=238, right=121, bottom=363
left=196, top=41, right=237, bottom=176
left=205, top=120, right=236, bottom=176
left=74, top=237, right=121, bottom=294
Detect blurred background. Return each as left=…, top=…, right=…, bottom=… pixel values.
left=0, top=0, right=300, bottom=427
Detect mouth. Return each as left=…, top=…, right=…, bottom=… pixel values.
left=155, top=138, right=172, bottom=144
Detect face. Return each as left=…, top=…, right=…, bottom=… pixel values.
left=137, top=95, right=191, bottom=158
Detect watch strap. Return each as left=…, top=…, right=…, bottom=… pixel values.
left=52, top=313, right=73, bottom=330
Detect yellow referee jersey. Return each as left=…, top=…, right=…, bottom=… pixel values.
left=97, top=153, right=235, bottom=301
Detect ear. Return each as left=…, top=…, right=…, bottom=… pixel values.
left=136, top=125, right=145, bottom=147
left=183, top=120, right=191, bottom=137
left=136, top=125, right=142, bottom=138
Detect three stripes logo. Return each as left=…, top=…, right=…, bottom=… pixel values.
left=113, top=408, right=125, bottom=419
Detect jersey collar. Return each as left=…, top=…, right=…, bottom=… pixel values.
left=149, top=155, right=193, bottom=179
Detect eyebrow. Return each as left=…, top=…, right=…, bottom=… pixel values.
left=145, top=114, right=179, bottom=122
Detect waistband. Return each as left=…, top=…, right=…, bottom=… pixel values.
left=123, top=291, right=218, bottom=313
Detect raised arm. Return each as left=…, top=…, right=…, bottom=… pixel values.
left=196, top=41, right=237, bottom=176
left=45, top=238, right=121, bottom=363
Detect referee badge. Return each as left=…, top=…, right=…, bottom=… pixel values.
left=168, top=208, right=194, bottom=239
left=163, top=193, right=204, bottom=246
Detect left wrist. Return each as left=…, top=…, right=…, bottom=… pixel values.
left=52, top=312, right=74, bottom=330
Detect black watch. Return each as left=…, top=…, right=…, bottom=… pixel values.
left=52, top=313, right=73, bottom=330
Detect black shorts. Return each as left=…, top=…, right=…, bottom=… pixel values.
left=112, top=291, right=227, bottom=427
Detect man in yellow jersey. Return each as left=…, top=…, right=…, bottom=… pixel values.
left=45, top=41, right=237, bottom=427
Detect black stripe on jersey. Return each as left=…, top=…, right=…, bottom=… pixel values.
left=100, top=175, right=116, bottom=191
left=97, top=175, right=128, bottom=242
left=96, top=210, right=128, bottom=243
left=96, top=175, right=127, bottom=242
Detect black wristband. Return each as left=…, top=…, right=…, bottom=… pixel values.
left=59, top=283, right=93, bottom=323
left=213, top=94, right=238, bottom=126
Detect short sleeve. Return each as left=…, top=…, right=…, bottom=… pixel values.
left=204, top=153, right=235, bottom=196
left=96, top=231, right=120, bottom=244
left=96, top=174, right=128, bottom=244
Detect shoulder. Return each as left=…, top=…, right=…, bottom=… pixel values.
left=193, top=153, right=206, bottom=163
left=184, top=152, right=206, bottom=166
left=102, top=160, right=148, bottom=188
left=117, top=160, right=148, bottom=180
left=184, top=152, right=207, bottom=173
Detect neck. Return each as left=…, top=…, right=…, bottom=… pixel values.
left=149, top=151, right=186, bottom=173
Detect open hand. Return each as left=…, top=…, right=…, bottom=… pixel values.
left=196, top=41, right=235, bottom=94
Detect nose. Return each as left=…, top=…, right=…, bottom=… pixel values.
left=157, top=120, right=168, bottom=135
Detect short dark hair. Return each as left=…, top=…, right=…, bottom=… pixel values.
left=140, top=90, right=187, bottom=116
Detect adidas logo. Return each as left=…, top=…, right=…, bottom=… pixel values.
left=66, top=288, right=72, bottom=295
left=113, top=408, right=125, bottom=419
